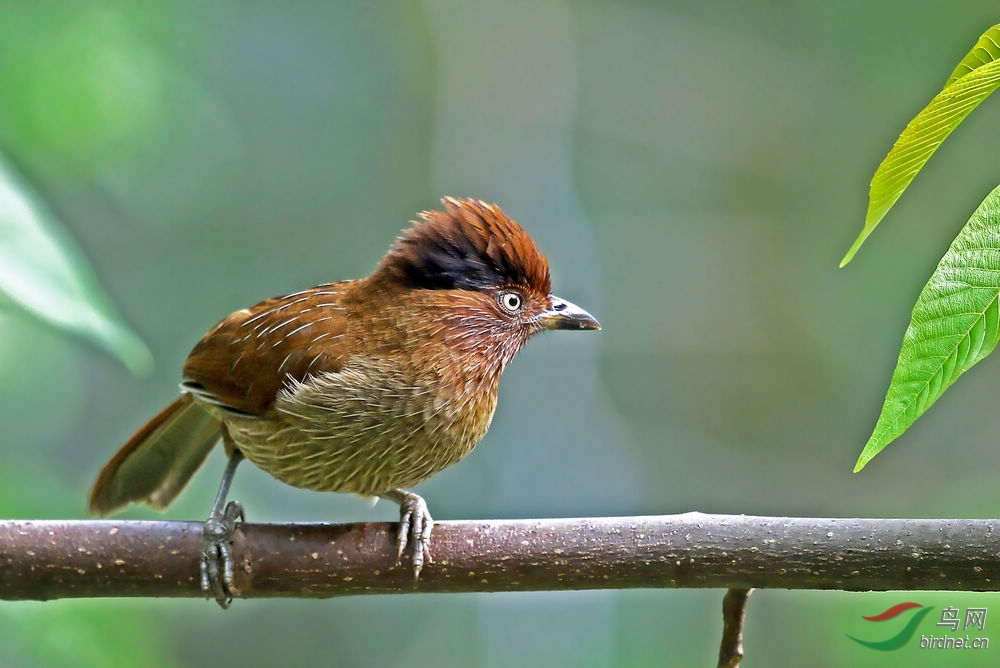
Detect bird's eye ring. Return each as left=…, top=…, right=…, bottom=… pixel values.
left=498, top=291, right=523, bottom=312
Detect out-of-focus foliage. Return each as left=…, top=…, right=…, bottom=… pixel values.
left=3, top=2, right=1000, bottom=667
left=842, top=24, right=1000, bottom=266
left=0, top=158, right=151, bottom=373
left=0, top=602, right=168, bottom=668
left=0, top=5, right=174, bottom=169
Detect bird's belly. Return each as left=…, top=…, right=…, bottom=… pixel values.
left=223, top=372, right=497, bottom=496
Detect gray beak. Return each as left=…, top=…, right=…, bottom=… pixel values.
left=535, top=295, right=601, bottom=331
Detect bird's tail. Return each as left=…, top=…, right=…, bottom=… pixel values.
left=89, top=394, right=222, bottom=516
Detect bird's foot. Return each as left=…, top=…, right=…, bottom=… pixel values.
left=381, top=490, right=433, bottom=579
left=201, top=500, right=244, bottom=608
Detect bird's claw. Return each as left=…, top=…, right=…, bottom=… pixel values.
left=201, top=500, right=244, bottom=608
left=395, top=492, right=433, bottom=579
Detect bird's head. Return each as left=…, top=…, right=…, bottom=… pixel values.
left=369, top=197, right=599, bottom=368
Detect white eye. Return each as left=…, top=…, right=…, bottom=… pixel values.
left=499, top=291, right=523, bottom=312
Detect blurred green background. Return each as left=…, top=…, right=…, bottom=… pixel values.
left=3, top=2, right=1000, bottom=666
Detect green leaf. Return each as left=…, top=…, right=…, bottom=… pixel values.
left=0, top=157, right=152, bottom=373
left=945, top=25, right=1000, bottom=87
left=854, top=185, right=1000, bottom=471
left=841, top=25, right=1000, bottom=267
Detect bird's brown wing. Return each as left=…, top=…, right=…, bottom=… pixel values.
left=182, top=283, right=352, bottom=416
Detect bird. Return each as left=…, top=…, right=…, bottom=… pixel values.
left=89, top=197, right=600, bottom=607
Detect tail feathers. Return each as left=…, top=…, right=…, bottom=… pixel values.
left=89, top=394, right=222, bottom=516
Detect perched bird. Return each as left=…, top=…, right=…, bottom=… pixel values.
left=89, top=197, right=600, bottom=607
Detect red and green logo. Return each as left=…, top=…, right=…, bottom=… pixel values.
left=847, top=602, right=934, bottom=651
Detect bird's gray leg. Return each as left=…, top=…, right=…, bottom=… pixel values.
left=201, top=449, right=245, bottom=608
left=379, top=489, right=433, bottom=579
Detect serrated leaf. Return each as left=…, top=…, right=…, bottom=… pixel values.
left=854, top=184, right=1000, bottom=471
left=841, top=25, right=1000, bottom=267
left=0, top=158, right=152, bottom=374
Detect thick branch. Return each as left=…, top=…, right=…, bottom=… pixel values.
left=2, top=513, right=999, bottom=601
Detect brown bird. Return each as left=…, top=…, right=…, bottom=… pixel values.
left=89, top=197, right=600, bottom=606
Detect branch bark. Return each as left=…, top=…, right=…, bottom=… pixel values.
left=2, top=513, right=999, bottom=601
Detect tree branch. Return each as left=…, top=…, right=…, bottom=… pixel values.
left=718, top=588, right=752, bottom=668
left=2, top=513, right=999, bottom=601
